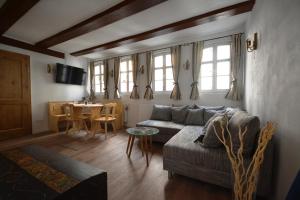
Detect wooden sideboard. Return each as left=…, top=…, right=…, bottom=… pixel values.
left=48, top=101, right=124, bottom=133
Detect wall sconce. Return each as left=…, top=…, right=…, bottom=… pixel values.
left=246, top=32, right=258, bottom=52
left=139, top=65, right=144, bottom=74
left=47, top=64, right=52, bottom=73
left=109, top=69, right=114, bottom=77
left=183, top=60, right=190, bottom=70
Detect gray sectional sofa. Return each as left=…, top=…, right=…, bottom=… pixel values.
left=136, top=105, right=274, bottom=197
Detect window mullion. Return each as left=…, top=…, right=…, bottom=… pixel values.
left=213, top=45, right=217, bottom=90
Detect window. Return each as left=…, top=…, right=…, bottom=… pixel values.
left=119, top=58, right=133, bottom=93
left=200, top=44, right=231, bottom=91
left=94, top=63, right=104, bottom=93
left=153, top=52, right=173, bottom=92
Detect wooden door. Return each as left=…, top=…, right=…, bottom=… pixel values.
left=0, top=50, right=31, bottom=140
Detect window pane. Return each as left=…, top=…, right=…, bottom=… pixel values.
left=129, top=81, right=133, bottom=92
left=128, top=60, right=132, bottom=71
left=202, top=47, right=213, bottom=62
left=120, top=83, right=127, bottom=92
left=201, top=77, right=213, bottom=90
left=217, top=76, right=230, bottom=89
left=100, top=64, right=104, bottom=74
left=120, top=61, right=127, bottom=72
left=101, top=83, right=105, bottom=92
left=155, top=80, right=163, bottom=91
left=166, top=79, right=173, bottom=91
left=217, top=45, right=230, bottom=60
left=201, top=63, right=213, bottom=77
left=95, top=85, right=100, bottom=93
left=154, top=56, right=163, bottom=68
left=95, top=75, right=100, bottom=85
left=155, top=69, right=163, bottom=80
left=166, top=68, right=173, bottom=80
left=217, top=61, right=230, bottom=75
left=129, top=72, right=133, bottom=82
left=166, top=54, right=172, bottom=66
left=95, top=65, right=100, bottom=75
left=120, top=73, right=127, bottom=83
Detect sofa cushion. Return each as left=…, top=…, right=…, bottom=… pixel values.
left=164, top=126, right=232, bottom=172
left=204, top=109, right=226, bottom=124
left=200, top=105, right=225, bottom=110
left=199, top=114, right=227, bottom=148
left=150, top=104, right=172, bottom=121
left=171, top=105, right=189, bottom=124
left=228, top=111, right=260, bottom=156
left=185, top=108, right=205, bottom=126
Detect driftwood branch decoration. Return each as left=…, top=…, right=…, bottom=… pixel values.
left=213, top=117, right=276, bottom=200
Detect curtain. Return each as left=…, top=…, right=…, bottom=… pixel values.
left=190, top=41, right=204, bottom=100
left=103, top=59, right=109, bottom=99
left=89, top=61, right=96, bottom=102
left=130, top=54, right=139, bottom=99
left=144, top=51, right=154, bottom=100
left=170, top=45, right=181, bottom=100
left=113, top=57, right=120, bottom=99
left=226, top=33, right=242, bottom=101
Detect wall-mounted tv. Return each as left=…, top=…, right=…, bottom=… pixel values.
left=55, top=63, right=86, bottom=85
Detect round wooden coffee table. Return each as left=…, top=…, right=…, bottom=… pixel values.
left=126, top=127, right=159, bottom=166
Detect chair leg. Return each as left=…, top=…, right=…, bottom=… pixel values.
left=65, top=120, right=70, bottom=134
left=112, top=121, right=117, bottom=134
left=83, top=120, right=89, bottom=135
left=104, top=122, right=107, bottom=139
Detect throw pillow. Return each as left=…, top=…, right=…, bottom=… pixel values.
left=196, top=114, right=227, bottom=148
left=171, top=105, right=189, bottom=124
left=150, top=104, right=172, bottom=121
left=203, top=109, right=226, bottom=124
left=185, top=108, right=205, bottom=126
left=228, top=111, right=260, bottom=156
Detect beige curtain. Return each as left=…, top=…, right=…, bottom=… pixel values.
left=103, top=59, right=109, bottom=99
left=130, top=54, right=139, bottom=99
left=190, top=41, right=204, bottom=100
left=89, top=61, right=96, bottom=101
left=226, top=33, right=242, bottom=100
left=144, top=51, right=154, bottom=100
left=170, top=45, right=181, bottom=100
left=113, top=57, right=120, bottom=99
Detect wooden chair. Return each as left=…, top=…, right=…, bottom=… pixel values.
left=92, top=103, right=117, bottom=139
left=63, top=104, right=89, bottom=135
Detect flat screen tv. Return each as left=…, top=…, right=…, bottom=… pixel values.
left=55, top=63, right=86, bottom=85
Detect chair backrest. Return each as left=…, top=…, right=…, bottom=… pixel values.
left=62, top=103, right=75, bottom=119
left=103, top=103, right=117, bottom=120
left=90, top=106, right=102, bottom=120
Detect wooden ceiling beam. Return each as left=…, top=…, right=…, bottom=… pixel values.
left=71, top=0, right=255, bottom=57
left=36, top=0, right=167, bottom=48
left=0, top=0, right=40, bottom=35
left=0, top=36, right=65, bottom=59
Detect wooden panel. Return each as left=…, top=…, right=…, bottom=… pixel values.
left=71, top=0, right=255, bottom=56
left=0, top=50, right=32, bottom=139
left=0, top=0, right=40, bottom=35
left=36, top=0, right=167, bottom=48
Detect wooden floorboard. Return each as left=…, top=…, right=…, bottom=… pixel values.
left=32, top=130, right=233, bottom=200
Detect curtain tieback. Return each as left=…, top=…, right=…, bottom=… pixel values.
left=173, top=82, right=179, bottom=85
left=133, top=84, right=138, bottom=88
left=146, top=85, right=151, bottom=88
left=115, top=87, right=118, bottom=90
left=191, top=81, right=198, bottom=87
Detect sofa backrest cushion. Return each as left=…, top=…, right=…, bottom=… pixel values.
left=150, top=104, right=172, bottom=121
left=228, top=111, right=260, bottom=156
left=204, top=109, right=226, bottom=124
left=196, top=113, right=227, bottom=148
left=200, top=105, right=225, bottom=110
left=171, top=105, right=189, bottom=124
left=185, top=108, right=205, bottom=126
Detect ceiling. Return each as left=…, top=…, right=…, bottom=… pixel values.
left=2, top=0, right=250, bottom=59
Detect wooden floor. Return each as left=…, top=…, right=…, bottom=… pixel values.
left=16, top=130, right=231, bottom=200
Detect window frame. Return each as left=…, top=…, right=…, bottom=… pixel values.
left=153, top=49, right=173, bottom=93
left=200, top=38, right=232, bottom=93
left=94, top=61, right=104, bottom=94
left=119, top=57, right=133, bottom=94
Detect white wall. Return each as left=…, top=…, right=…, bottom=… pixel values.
left=0, top=44, right=88, bottom=134
left=96, top=30, right=244, bottom=127
left=245, top=0, right=300, bottom=199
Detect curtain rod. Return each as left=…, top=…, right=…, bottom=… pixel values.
left=92, top=32, right=244, bottom=63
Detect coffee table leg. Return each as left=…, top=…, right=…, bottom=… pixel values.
left=141, top=136, right=144, bottom=157
left=150, top=136, right=153, bottom=153
left=126, top=135, right=131, bottom=154
left=128, top=135, right=135, bottom=158
left=145, top=136, right=149, bottom=167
